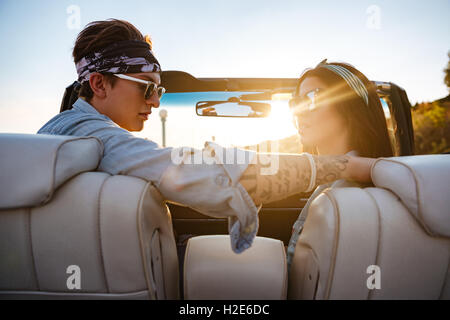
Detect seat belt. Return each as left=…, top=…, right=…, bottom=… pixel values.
left=286, top=184, right=330, bottom=272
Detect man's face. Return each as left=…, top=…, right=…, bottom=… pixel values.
left=103, top=72, right=161, bottom=132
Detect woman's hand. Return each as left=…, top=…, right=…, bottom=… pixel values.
left=344, top=156, right=376, bottom=184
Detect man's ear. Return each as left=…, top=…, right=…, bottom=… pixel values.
left=89, top=73, right=107, bottom=99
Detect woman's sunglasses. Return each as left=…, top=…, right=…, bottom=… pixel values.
left=114, top=74, right=166, bottom=99
left=288, top=88, right=324, bottom=115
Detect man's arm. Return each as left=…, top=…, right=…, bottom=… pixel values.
left=240, top=153, right=374, bottom=205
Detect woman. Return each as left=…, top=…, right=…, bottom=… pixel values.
left=290, top=59, right=393, bottom=158
left=286, top=59, right=393, bottom=269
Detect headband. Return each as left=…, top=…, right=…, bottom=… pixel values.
left=316, top=59, right=369, bottom=106
left=75, top=39, right=161, bottom=84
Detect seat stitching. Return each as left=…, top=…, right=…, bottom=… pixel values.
left=151, top=189, right=168, bottom=299
left=97, top=174, right=112, bottom=293
left=136, top=182, right=158, bottom=300
left=363, top=189, right=383, bottom=300
left=292, top=242, right=321, bottom=300
left=278, top=240, right=288, bottom=299
left=372, top=158, right=432, bottom=235
left=28, top=207, right=40, bottom=290
left=44, top=136, right=103, bottom=206
left=438, top=249, right=450, bottom=299
left=0, top=289, right=149, bottom=298
left=322, top=189, right=340, bottom=300
left=183, top=238, right=192, bottom=299
left=152, top=229, right=166, bottom=299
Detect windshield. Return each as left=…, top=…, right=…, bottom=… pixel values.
left=135, top=92, right=297, bottom=149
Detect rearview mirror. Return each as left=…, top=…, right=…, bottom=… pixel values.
left=196, top=98, right=271, bottom=118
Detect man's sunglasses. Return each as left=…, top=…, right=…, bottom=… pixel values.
left=114, top=74, right=166, bottom=99
left=288, top=88, right=324, bottom=114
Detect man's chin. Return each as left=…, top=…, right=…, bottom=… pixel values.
left=124, top=121, right=144, bottom=132
left=130, top=124, right=144, bottom=132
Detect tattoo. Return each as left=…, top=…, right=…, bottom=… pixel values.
left=240, top=154, right=350, bottom=205
left=313, top=155, right=349, bottom=185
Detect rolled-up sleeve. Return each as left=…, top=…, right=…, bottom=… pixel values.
left=154, top=142, right=260, bottom=253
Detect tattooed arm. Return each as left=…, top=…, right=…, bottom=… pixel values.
left=240, top=153, right=374, bottom=205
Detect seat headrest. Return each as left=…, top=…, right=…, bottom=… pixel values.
left=0, top=133, right=103, bottom=209
left=371, top=155, right=450, bottom=238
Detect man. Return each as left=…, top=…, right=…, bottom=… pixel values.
left=38, top=19, right=375, bottom=253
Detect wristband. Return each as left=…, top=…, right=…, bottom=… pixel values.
left=303, top=153, right=316, bottom=192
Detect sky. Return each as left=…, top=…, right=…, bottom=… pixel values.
left=0, top=0, right=449, bottom=146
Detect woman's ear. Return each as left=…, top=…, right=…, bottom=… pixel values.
left=89, top=73, right=107, bottom=99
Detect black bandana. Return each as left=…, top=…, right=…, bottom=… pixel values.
left=75, top=40, right=161, bottom=84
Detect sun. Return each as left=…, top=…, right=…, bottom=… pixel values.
left=264, top=98, right=298, bottom=140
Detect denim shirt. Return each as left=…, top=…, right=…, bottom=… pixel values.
left=38, top=98, right=259, bottom=253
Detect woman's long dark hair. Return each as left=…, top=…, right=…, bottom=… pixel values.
left=296, top=62, right=393, bottom=158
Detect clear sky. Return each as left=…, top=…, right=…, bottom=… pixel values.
left=0, top=0, right=449, bottom=142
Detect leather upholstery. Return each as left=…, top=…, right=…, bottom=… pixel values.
left=184, top=235, right=287, bottom=300
left=0, top=173, right=179, bottom=300
left=289, top=155, right=450, bottom=300
left=0, top=133, right=103, bottom=209
left=0, top=134, right=179, bottom=299
left=371, top=155, right=450, bottom=237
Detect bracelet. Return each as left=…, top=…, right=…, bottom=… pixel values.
left=303, top=153, right=316, bottom=192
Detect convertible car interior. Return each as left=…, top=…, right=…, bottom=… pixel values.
left=0, top=71, right=448, bottom=300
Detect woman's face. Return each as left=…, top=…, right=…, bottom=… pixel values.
left=294, top=76, right=349, bottom=153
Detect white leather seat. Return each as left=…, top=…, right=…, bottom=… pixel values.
left=0, top=133, right=179, bottom=299
left=184, top=235, right=287, bottom=300
left=289, top=155, right=450, bottom=300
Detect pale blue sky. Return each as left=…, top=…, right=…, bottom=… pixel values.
left=0, top=0, right=449, bottom=138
